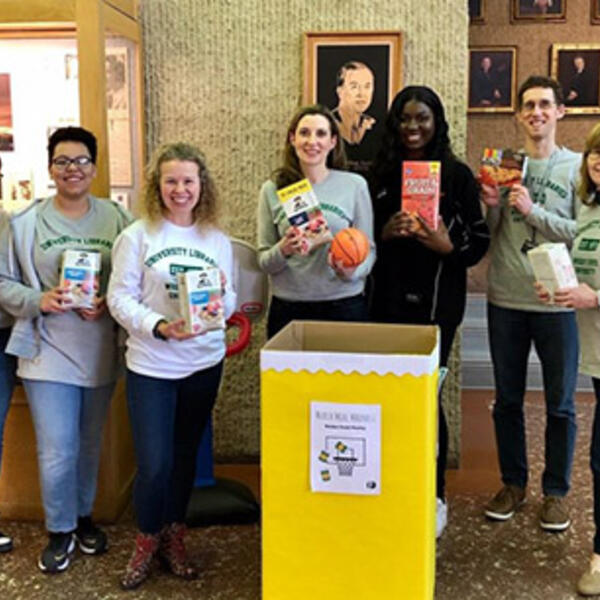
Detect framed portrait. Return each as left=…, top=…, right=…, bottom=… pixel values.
left=303, top=31, right=403, bottom=172
left=468, top=47, right=517, bottom=114
left=469, top=0, right=485, bottom=23
left=592, top=0, right=600, bottom=24
left=511, top=0, right=566, bottom=22
left=551, top=44, right=600, bottom=114
left=0, top=74, right=14, bottom=151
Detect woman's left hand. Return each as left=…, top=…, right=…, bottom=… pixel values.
left=553, top=283, right=598, bottom=310
left=412, top=216, right=454, bottom=255
left=328, top=253, right=356, bottom=280
left=76, top=296, right=107, bottom=321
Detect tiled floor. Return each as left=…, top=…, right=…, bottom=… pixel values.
left=0, top=390, right=597, bottom=599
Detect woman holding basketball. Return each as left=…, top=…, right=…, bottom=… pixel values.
left=257, top=104, right=375, bottom=338
left=370, top=86, right=489, bottom=537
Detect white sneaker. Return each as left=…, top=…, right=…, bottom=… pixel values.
left=436, top=498, right=448, bottom=539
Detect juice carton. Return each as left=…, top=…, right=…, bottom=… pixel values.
left=276, top=179, right=332, bottom=255
left=59, top=249, right=101, bottom=309
left=527, top=243, right=578, bottom=300
left=401, top=161, right=441, bottom=230
left=177, top=267, right=225, bottom=334
left=478, top=148, right=527, bottom=188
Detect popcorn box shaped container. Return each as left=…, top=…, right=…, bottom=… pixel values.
left=177, top=268, right=225, bottom=334
left=277, top=178, right=333, bottom=255
left=59, top=249, right=101, bottom=309
left=528, top=243, right=578, bottom=298
left=401, top=161, right=441, bottom=230
left=261, top=321, right=440, bottom=600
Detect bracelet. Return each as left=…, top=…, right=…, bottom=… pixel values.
left=152, top=319, right=168, bottom=340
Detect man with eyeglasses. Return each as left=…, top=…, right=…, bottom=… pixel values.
left=480, top=76, right=581, bottom=532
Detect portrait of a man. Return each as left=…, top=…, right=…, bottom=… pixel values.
left=469, top=0, right=484, bottom=22
left=468, top=48, right=516, bottom=113
left=553, top=46, right=600, bottom=113
left=512, top=0, right=565, bottom=20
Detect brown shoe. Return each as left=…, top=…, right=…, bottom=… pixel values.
left=120, top=533, right=159, bottom=590
left=484, top=485, right=526, bottom=521
left=539, top=495, right=570, bottom=532
left=159, top=522, right=198, bottom=580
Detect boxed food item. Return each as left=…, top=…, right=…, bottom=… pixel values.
left=401, top=161, right=441, bottom=230
left=478, top=148, right=527, bottom=188
left=177, top=267, right=225, bottom=334
left=59, top=249, right=101, bottom=309
left=276, top=178, right=332, bottom=255
left=527, top=243, right=578, bottom=298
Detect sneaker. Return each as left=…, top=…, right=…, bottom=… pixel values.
left=578, top=556, right=600, bottom=596
left=539, top=495, right=570, bottom=532
left=436, top=498, right=448, bottom=539
left=484, top=484, right=526, bottom=520
left=39, top=532, right=76, bottom=573
left=75, top=516, right=107, bottom=555
left=0, top=530, right=13, bottom=553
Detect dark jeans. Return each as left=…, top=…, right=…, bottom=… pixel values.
left=0, top=327, right=16, bottom=471
left=267, top=294, right=368, bottom=339
left=488, top=303, right=578, bottom=496
left=126, top=362, right=223, bottom=534
left=592, top=378, right=600, bottom=553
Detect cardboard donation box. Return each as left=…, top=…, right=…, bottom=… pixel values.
left=261, top=321, right=440, bottom=600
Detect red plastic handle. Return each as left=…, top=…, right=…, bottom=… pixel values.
left=226, top=312, right=252, bottom=357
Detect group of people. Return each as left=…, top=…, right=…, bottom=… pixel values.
left=0, top=71, right=599, bottom=597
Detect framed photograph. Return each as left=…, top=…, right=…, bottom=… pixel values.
left=592, top=0, right=600, bottom=24
left=0, top=74, right=14, bottom=151
left=469, top=0, right=485, bottom=23
left=511, top=0, right=566, bottom=22
left=551, top=44, right=600, bottom=114
left=468, top=47, right=517, bottom=113
left=303, top=31, right=403, bottom=172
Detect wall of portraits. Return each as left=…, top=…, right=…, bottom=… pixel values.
left=139, top=0, right=471, bottom=462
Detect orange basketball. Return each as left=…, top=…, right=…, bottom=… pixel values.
left=329, top=227, right=370, bottom=268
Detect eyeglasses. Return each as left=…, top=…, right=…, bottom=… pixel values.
left=588, top=150, right=600, bottom=161
left=51, top=155, right=93, bottom=169
left=520, top=99, right=556, bottom=114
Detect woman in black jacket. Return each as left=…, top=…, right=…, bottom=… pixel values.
left=370, top=86, right=489, bottom=537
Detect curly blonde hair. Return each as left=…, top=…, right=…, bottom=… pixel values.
left=578, top=123, right=600, bottom=205
left=141, top=142, right=219, bottom=227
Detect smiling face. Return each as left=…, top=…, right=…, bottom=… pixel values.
left=289, top=114, right=337, bottom=171
left=49, top=141, right=96, bottom=201
left=336, top=66, right=374, bottom=115
left=159, top=159, right=201, bottom=226
left=399, top=99, right=435, bottom=158
left=517, top=86, right=564, bottom=143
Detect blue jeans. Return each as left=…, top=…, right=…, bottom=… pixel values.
left=23, top=379, right=114, bottom=533
left=126, top=362, right=223, bottom=534
left=0, top=327, right=16, bottom=471
left=591, top=378, right=600, bottom=553
left=488, top=303, right=578, bottom=496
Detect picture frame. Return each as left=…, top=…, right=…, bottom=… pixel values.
left=0, top=73, right=14, bottom=152
left=468, top=47, right=517, bottom=114
left=303, top=31, right=403, bottom=171
left=469, top=0, right=485, bottom=24
left=551, top=43, right=600, bottom=114
left=511, top=0, right=566, bottom=22
left=592, top=0, right=600, bottom=24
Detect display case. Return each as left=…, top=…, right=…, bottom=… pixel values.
left=0, top=0, right=144, bottom=521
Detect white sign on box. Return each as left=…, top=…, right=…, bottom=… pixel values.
left=310, top=401, right=381, bottom=495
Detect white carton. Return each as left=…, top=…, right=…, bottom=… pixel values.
left=177, top=268, right=225, bottom=334
left=59, top=249, right=101, bottom=309
left=527, top=243, right=578, bottom=298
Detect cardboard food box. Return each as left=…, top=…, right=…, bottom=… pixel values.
left=401, top=161, right=441, bottom=230
left=478, top=148, right=527, bottom=188
left=261, top=321, right=440, bottom=600
left=177, top=268, right=225, bottom=334
left=59, top=249, right=101, bottom=309
left=527, top=243, right=578, bottom=299
left=277, top=178, right=333, bottom=254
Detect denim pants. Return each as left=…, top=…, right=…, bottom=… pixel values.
left=126, top=361, right=223, bottom=534
left=0, top=327, right=16, bottom=472
left=267, top=294, right=368, bottom=339
left=488, top=303, right=578, bottom=496
left=23, top=379, right=114, bottom=533
left=591, top=378, right=600, bottom=553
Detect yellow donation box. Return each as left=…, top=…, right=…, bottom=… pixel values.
left=261, top=321, right=440, bottom=600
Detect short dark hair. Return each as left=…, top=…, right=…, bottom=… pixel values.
left=517, top=75, right=564, bottom=109
left=47, top=126, right=97, bottom=167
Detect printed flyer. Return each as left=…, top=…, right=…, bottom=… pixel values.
left=310, top=401, right=381, bottom=495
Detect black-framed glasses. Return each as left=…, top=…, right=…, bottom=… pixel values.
left=51, top=155, right=93, bottom=169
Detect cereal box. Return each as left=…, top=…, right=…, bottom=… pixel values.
left=177, top=268, right=225, bottom=334
left=276, top=179, right=332, bottom=255
left=59, top=249, right=101, bottom=309
left=401, top=161, right=441, bottom=230
left=478, top=148, right=527, bottom=188
left=528, top=243, right=578, bottom=299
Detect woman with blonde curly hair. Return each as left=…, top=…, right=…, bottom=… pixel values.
left=107, top=142, right=236, bottom=589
